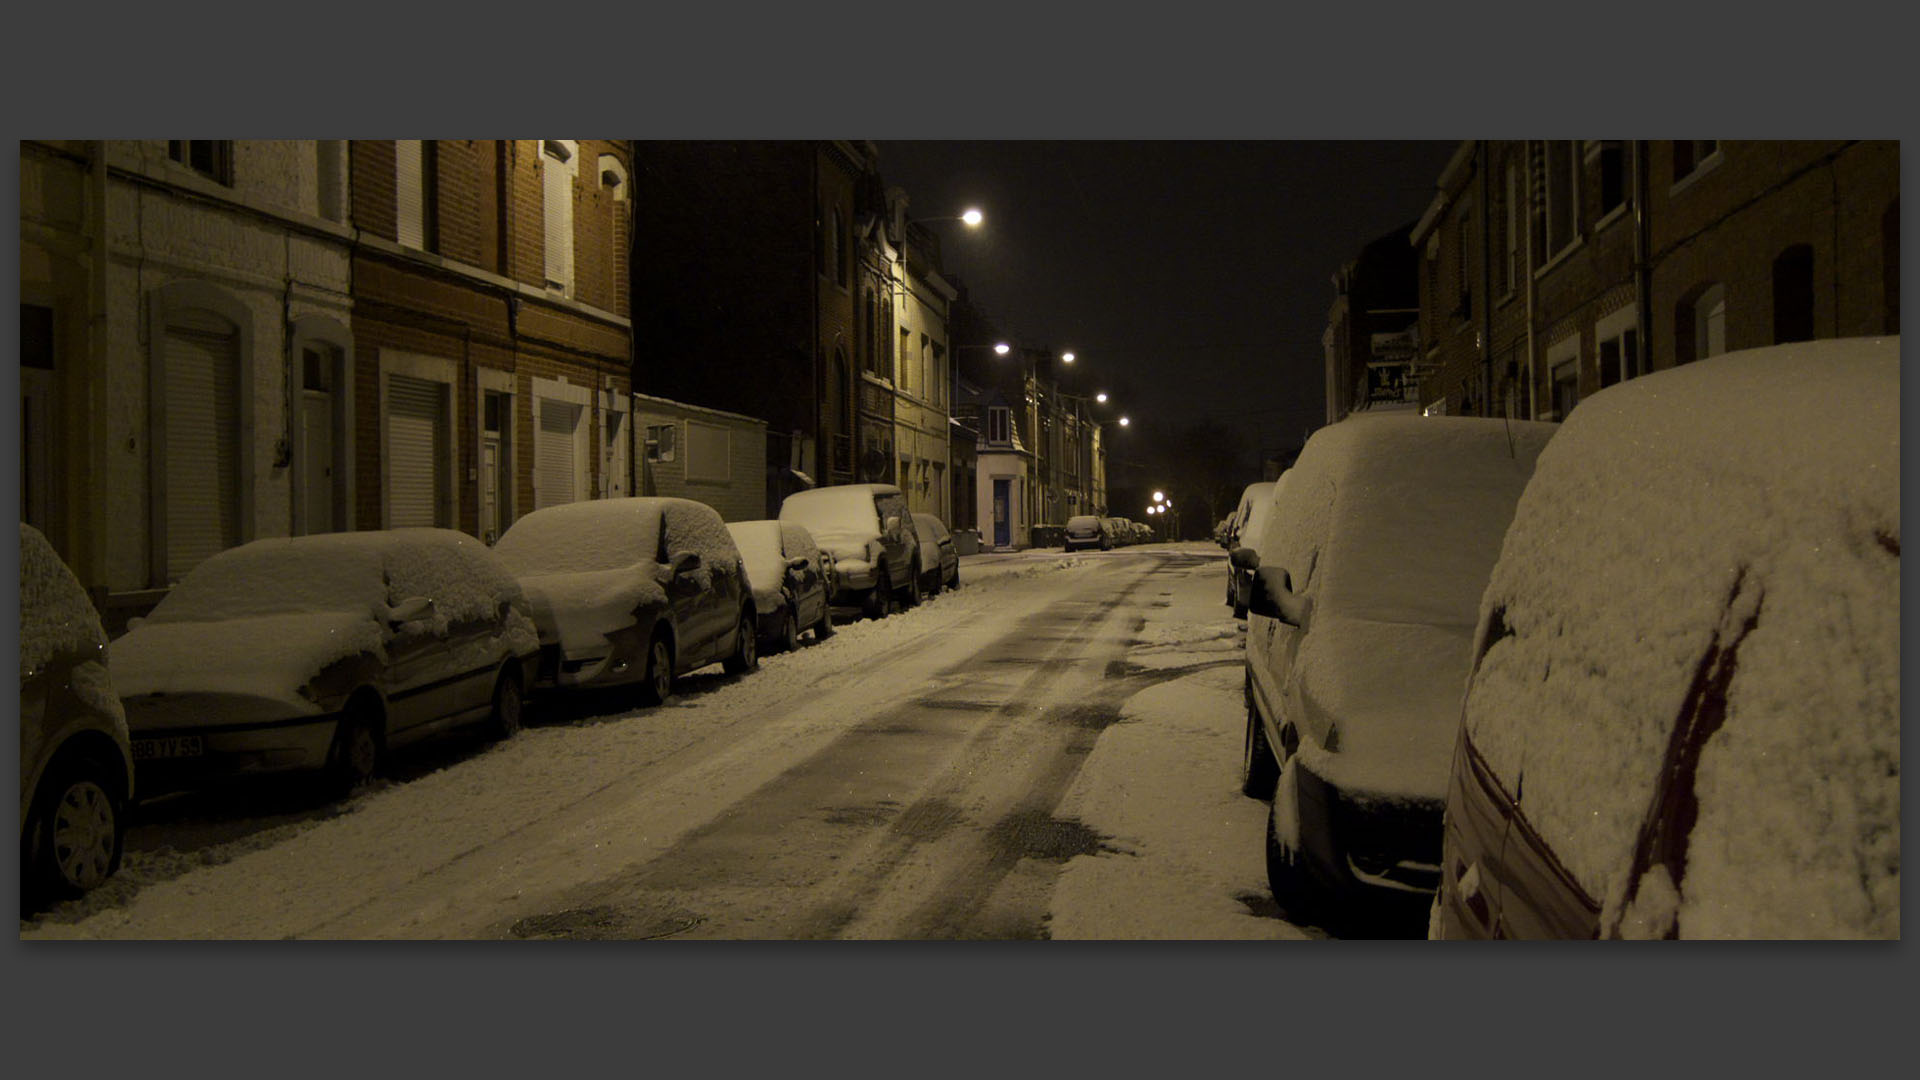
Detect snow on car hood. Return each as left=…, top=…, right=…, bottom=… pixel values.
left=110, top=610, right=384, bottom=712
left=1291, top=614, right=1475, bottom=803
left=515, top=566, right=666, bottom=652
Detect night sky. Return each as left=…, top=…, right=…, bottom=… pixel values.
left=873, top=140, right=1461, bottom=473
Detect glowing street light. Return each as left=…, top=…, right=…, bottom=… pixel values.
left=994, top=342, right=1010, bottom=355
left=961, top=208, right=984, bottom=227
left=1061, top=352, right=1075, bottom=364
left=1152, top=491, right=1164, bottom=502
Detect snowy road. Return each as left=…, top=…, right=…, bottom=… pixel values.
left=23, top=542, right=1310, bottom=940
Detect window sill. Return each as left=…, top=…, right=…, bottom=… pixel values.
left=1533, top=235, right=1587, bottom=278
left=1592, top=204, right=1630, bottom=234
left=1668, top=151, right=1725, bottom=197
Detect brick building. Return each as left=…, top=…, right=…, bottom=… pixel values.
left=1412, top=140, right=1898, bottom=422
left=348, top=140, right=634, bottom=544
left=632, top=141, right=878, bottom=519
left=1322, top=221, right=1420, bottom=422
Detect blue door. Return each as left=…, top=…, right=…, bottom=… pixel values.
left=993, top=479, right=1011, bottom=548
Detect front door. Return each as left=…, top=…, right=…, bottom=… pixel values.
left=993, top=479, right=1011, bottom=548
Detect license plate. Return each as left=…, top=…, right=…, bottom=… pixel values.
left=132, top=735, right=205, bottom=761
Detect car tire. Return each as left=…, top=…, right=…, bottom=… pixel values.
left=778, top=607, right=800, bottom=653
left=1242, top=701, right=1279, bottom=800
left=1265, top=768, right=1319, bottom=924
left=865, top=573, right=894, bottom=620
left=638, top=632, right=674, bottom=707
left=488, top=669, right=524, bottom=741
left=925, top=564, right=943, bottom=597
left=722, top=611, right=758, bottom=675
left=900, top=560, right=924, bottom=608
left=326, top=702, right=383, bottom=795
left=24, top=753, right=125, bottom=907
left=814, top=601, right=836, bottom=640
left=947, top=564, right=960, bottom=590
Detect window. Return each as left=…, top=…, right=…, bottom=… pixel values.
left=1772, top=244, right=1815, bottom=344
left=1672, top=140, right=1719, bottom=185
left=988, top=406, right=1012, bottom=444
left=168, top=140, right=232, bottom=185
left=542, top=140, right=577, bottom=295
left=1539, top=140, right=1579, bottom=261
left=1676, top=283, right=1727, bottom=364
left=1543, top=334, right=1581, bottom=422
left=833, top=207, right=848, bottom=288
left=1592, top=140, right=1627, bottom=220
left=824, top=207, right=842, bottom=287
left=933, top=342, right=947, bottom=408
left=395, top=140, right=438, bottom=251
left=1596, top=306, right=1642, bottom=389
left=1453, top=202, right=1473, bottom=322
left=646, top=423, right=677, bottom=463
left=1502, top=157, right=1520, bottom=297
left=899, top=327, right=911, bottom=386
left=21, top=303, right=57, bottom=538
left=919, top=334, right=932, bottom=398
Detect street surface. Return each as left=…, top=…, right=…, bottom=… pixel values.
left=23, top=542, right=1318, bottom=940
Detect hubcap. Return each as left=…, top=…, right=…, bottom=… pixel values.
left=498, top=682, right=522, bottom=735
left=346, top=725, right=378, bottom=780
left=740, top=619, right=756, bottom=665
left=652, top=641, right=672, bottom=699
left=52, top=780, right=116, bottom=889
left=783, top=613, right=798, bottom=651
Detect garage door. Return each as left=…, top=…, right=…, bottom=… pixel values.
left=388, top=374, right=446, bottom=527
left=536, top=397, right=582, bottom=509
left=164, top=319, right=239, bottom=581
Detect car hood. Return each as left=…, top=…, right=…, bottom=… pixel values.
left=517, top=567, right=666, bottom=651
left=111, top=610, right=384, bottom=711
left=1290, top=614, right=1475, bottom=802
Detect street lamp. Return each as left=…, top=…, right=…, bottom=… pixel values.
left=912, top=207, right=985, bottom=228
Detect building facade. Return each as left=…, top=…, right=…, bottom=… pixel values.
left=1412, top=140, right=1899, bottom=422
left=633, top=392, right=767, bottom=522
left=1322, top=222, right=1420, bottom=423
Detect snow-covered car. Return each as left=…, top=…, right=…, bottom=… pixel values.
left=1063, top=514, right=1107, bottom=552
left=1129, top=520, right=1153, bottom=545
left=20, top=524, right=134, bottom=909
left=494, top=497, right=758, bottom=703
left=1231, top=414, right=1555, bottom=933
left=910, top=512, right=960, bottom=595
left=1224, top=480, right=1275, bottom=611
left=727, top=519, right=835, bottom=653
left=113, top=529, right=539, bottom=797
left=779, top=483, right=924, bottom=619
left=1434, top=339, right=1900, bottom=940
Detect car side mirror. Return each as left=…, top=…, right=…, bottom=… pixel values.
left=669, top=551, right=702, bottom=576
left=883, top=515, right=902, bottom=540
left=386, top=595, right=436, bottom=626
left=1249, top=566, right=1312, bottom=629
left=1229, top=547, right=1260, bottom=571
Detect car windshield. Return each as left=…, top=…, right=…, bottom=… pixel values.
left=782, top=489, right=880, bottom=547
left=147, top=535, right=388, bottom=623
left=495, top=499, right=664, bottom=576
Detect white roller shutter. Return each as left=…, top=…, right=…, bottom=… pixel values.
left=396, top=140, right=424, bottom=249
left=164, top=321, right=238, bottom=581
left=542, top=141, right=574, bottom=293
left=536, top=398, right=581, bottom=509
left=388, top=374, right=445, bottom=527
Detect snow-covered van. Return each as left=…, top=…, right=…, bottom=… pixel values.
left=1231, top=414, right=1555, bottom=934
left=1435, top=338, right=1900, bottom=939
left=20, top=524, right=134, bottom=908
left=779, top=484, right=924, bottom=619
left=495, top=497, right=758, bottom=701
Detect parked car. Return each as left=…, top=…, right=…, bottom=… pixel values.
left=20, top=524, right=135, bottom=908
left=1131, top=520, right=1154, bottom=545
left=726, top=519, right=835, bottom=653
left=1227, top=476, right=1284, bottom=618
left=112, top=529, right=539, bottom=797
left=1434, top=339, right=1900, bottom=939
left=1107, top=517, right=1139, bottom=547
left=1224, top=481, right=1274, bottom=552
left=1232, top=414, right=1555, bottom=933
left=494, top=497, right=758, bottom=704
left=1063, top=514, right=1108, bottom=552
left=779, top=484, right=924, bottom=619
left=910, top=512, right=961, bottom=594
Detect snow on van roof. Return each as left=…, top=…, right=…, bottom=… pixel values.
left=1463, top=337, right=1900, bottom=937
left=780, top=486, right=890, bottom=549
left=495, top=499, right=664, bottom=576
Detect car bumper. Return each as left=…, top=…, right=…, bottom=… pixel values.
left=538, top=627, right=650, bottom=690
left=129, top=712, right=339, bottom=794
left=1293, top=760, right=1445, bottom=903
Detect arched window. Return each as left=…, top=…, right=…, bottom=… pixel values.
left=1676, top=282, right=1726, bottom=365
left=1771, top=244, right=1815, bottom=344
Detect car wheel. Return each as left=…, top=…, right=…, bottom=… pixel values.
left=723, top=611, right=758, bottom=675
left=779, top=608, right=800, bottom=653
left=327, top=704, right=383, bottom=794
left=638, top=632, right=674, bottom=706
left=1241, top=700, right=1279, bottom=800
left=947, top=564, right=960, bottom=590
left=815, top=602, right=836, bottom=640
left=488, top=669, right=524, bottom=741
left=864, top=574, right=893, bottom=620
left=925, top=563, right=943, bottom=597
left=901, top=560, right=923, bottom=607
left=1265, top=767, right=1319, bottom=924
left=24, top=755, right=124, bottom=906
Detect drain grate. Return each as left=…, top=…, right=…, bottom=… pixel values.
left=509, top=903, right=704, bottom=941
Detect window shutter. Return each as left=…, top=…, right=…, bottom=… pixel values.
left=164, top=320, right=239, bottom=580
left=396, top=140, right=424, bottom=248
left=536, top=398, right=581, bottom=508
left=388, top=374, right=445, bottom=527
left=543, top=143, right=574, bottom=293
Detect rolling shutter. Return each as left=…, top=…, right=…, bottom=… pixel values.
left=542, top=142, right=573, bottom=293
left=396, top=140, right=424, bottom=249
left=388, top=374, right=445, bottom=527
left=164, top=320, right=238, bottom=581
left=536, top=397, right=581, bottom=509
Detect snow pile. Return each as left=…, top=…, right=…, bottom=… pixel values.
left=19, top=523, right=106, bottom=678
left=727, top=520, right=791, bottom=611
left=1463, top=338, right=1899, bottom=938
left=779, top=486, right=883, bottom=557
left=1266, top=414, right=1555, bottom=801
